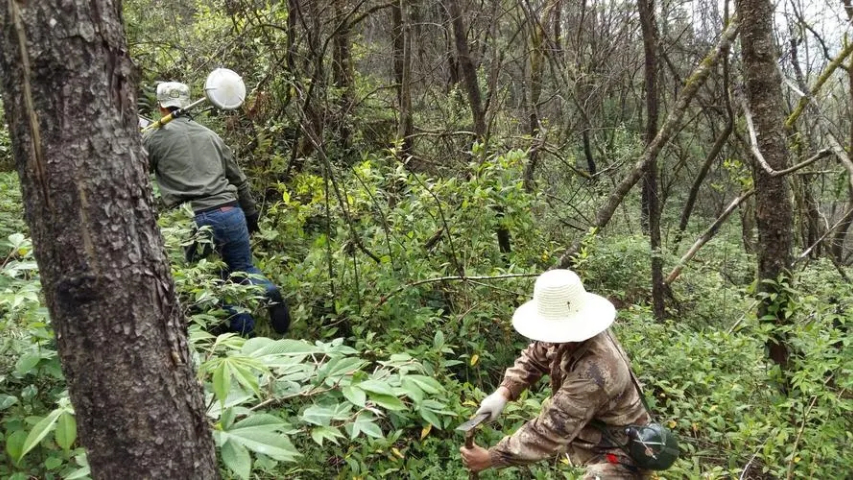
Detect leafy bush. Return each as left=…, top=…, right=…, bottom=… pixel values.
left=1, top=155, right=852, bottom=479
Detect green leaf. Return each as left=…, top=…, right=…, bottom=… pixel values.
left=311, top=426, right=344, bottom=446
left=64, top=466, right=91, bottom=480
left=0, top=394, right=18, bottom=411
left=55, top=412, right=77, bottom=451
left=220, top=430, right=300, bottom=462
left=231, top=413, right=287, bottom=430
left=19, top=408, right=63, bottom=461
left=419, top=407, right=442, bottom=429
left=351, top=412, right=383, bottom=440
left=321, top=357, right=368, bottom=382
left=44, top=456, right=63, bottom=470
left=403, top=375, right=443, bottom=395
left=5, top=430, right=26, bottom=464
left=15, top=352, right=41, bottom=376
left=301, top=405, right=337, bottom=426
left=221, top=439, right=252, bottom=480
left=367, top=393, right=406, bottom=411
left=341, top=386, right=366, bottom=407
left=400, top=378, right=424, bottom=404
left=212, top=361, right=231, bottom=405
left=356, top=379, right=395, bottom=396
left=221, top=413, right=300, bottom=462
left=433, top=330, right=445, bottom=349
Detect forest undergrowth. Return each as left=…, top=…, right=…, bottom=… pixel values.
left=1, top=144, right=851, bottom=479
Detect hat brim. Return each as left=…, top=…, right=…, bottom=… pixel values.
left=511, top=292, right=616, bottom=343
left=159, top=99, right=184, bottom=109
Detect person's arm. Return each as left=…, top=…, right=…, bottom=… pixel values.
left=498, top=342, right=551, bottom=400
left=488, top=367, right=610, bottom=468
left=141, top=133, right=156, bottom=173
left=219, top=137, right=258, bottom=216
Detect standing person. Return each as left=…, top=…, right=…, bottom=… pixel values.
left=143, top=81, right=290, bottom=336
left=460, top=269, right=652, bottom=479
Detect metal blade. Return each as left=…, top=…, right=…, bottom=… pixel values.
left=456, top=412, right=490, bottom=432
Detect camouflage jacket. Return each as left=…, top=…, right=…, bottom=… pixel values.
left=489, top=331, right=648, bottom=468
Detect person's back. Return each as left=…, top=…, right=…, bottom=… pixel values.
left=142, top=81, right=290, bottom=336
left=144, top=117, right=246, bottom=214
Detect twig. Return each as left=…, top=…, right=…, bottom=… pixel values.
left=406, top=156, right=464, bottom=277
left=792, top=206, right=853, bottom=265
left=377, top=273, right=539, bottom=307
left=785, top=395, right=819, bottom=480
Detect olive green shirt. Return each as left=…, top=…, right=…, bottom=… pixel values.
left=143, top=117, right=257, bottom=215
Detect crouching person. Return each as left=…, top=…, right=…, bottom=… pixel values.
left=461, top=269, right=656, bottom=479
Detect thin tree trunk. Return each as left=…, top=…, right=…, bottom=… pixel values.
left=637, top=0, right=664, bottom=320
left=737, top=0, right=794, bottom=378
left=393, top=1, right=414, bottom=162
left=0, top=0, right=219, bottom=477
left=557, top=19, right=740, bottom=267
left=445, top=0, right=486, bottom=142
left=333, top=0, right=355, bottom=158
left=523, top=10, right=545, bottom=192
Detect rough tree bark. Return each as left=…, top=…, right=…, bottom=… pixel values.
left=637, top=0, right=665, bottom=320
left=737, top=0, right=794, bottom=376
left=393, top=0, right=414, bottom=160
left=445, top=0, right=487, bottom=142
left=522, top=6, right=545, bottom=192
left=0, top=0, right=219, bottom=478
left=333, top=0, right=355, bottom=158
left=638, top=0, right=658, bottom=235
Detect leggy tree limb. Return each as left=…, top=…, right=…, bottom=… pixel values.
left=665, top=189, right=755, bottom=285
left=556, top=18, right=741, bottom=267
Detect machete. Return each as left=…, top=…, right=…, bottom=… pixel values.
left=456, top=412, right=490, bottom=480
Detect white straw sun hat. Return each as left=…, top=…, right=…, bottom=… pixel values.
left=512, top=269, right=616, bottom=343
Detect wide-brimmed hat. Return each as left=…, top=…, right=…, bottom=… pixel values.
left=156, top=81, right=191, bottom=109
left=512, top=269, right=615, bottom=343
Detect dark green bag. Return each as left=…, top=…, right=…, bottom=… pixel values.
left=623, top=422, right=680, bottom=470
left=597, top=332, right=681, bottom=471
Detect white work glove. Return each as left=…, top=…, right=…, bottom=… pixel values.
left=475, top=390, right=509, bottom=422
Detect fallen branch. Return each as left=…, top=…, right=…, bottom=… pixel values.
left=793, top=206, right=853, bottom=265
left=665, top=189, right=755, bottom=285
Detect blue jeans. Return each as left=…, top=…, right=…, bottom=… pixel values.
left=192, top=206, right=289, bottom=335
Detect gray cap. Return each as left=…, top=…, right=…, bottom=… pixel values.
left=156, top=82, right=191, bottom=109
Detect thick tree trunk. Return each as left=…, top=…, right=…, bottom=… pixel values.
left=637, top=0, right=664, bottom=320
left=445, top=0, right=487, bottom=142
left=0, top=0, right=219, bottom=478
left=737, top=0, right=794, bottom=377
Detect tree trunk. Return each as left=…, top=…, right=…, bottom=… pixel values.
left=557, top=20, right=740, bottom=267
left=333, top=0, right=355, bottom=159
left=523, top=9, right=545, bottom=192
left=445, top=0, right=487, bottom=142
left=393, top=1, right=414, bottom=160
left=0, top=0, right=219, bottom=478
left=737, top=0, right=794, bottom=377
left=637, top=0, right=664, bottom=320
